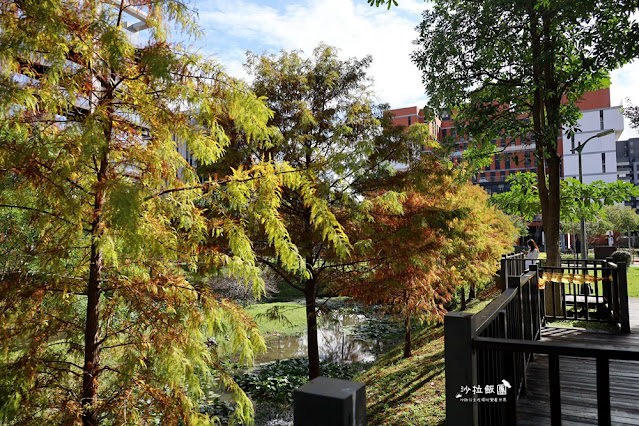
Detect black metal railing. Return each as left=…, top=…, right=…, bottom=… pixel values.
left=499, top=252, right=526, bottom=290
left=539, top=259, right=630, bottom=332
left=445, top=267, right=543, bottom=426
left=474, top=338, right=639, bottom=426
left=445, top=255, right=633, bottom=425
left=500, top=255, right=630, bottom=332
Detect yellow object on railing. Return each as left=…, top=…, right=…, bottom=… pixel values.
left=538, top=272, right=612, bottom=290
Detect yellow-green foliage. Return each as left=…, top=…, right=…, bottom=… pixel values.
left=0, top=1, right=351, bottom=425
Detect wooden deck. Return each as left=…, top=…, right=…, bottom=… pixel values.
left=517, top=298, right=639, bottom=425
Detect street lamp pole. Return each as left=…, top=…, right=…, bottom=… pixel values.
left=571, top=128, right=614, bottom=260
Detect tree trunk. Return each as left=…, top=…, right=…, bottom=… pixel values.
left=403, top=311, right=412, bottom=359
left=528, top=2, right=562, bottom=315
left=460, top=286, right=466, bottom=311
left=304, top=279, right=320, bottom=379
left=82, top=240, right=103, bottom=426
left=543, top=153, right=562, bottom=267
left=82, top=122, right=110, bottom=425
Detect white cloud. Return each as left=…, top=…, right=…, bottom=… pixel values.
left=611, top=60, right=639, bottom=140
left=196, top=0, right=428, bottom=108
left=192, top=0, right=639, bottom=137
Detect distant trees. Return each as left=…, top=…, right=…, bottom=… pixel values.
left=603, top=205, right=639, bottom=243
left=624, top=103, right=639, bottom=129
left=493, top=173, right=639, bottom=226
left=0, top=2, right=344, bottom=424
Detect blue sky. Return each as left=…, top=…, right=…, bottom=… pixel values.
left=186, top=0, right=639, bottom=139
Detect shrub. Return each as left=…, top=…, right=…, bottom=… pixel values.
left=235, top=358, right=361, bottom=404
left=612, top=250, right=632, bottom=265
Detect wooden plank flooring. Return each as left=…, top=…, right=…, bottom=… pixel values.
left=516, top=298, right=639, bottom=425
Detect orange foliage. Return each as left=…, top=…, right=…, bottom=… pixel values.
left=342, top=161, right=516, bottom=340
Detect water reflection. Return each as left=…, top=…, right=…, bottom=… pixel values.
left=255, top=312, right=397, bottom=364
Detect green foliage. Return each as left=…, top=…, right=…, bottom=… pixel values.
left=624, top=103, right=639, bottom=130
left=367, top=0, right=399, bottom=9
left=199, top=397, right=236, bottom=426
left=235, top=358, right=360, bottom=404
left=602, top=205, right=639, bottom=234
left=493, top=172, right=639, bottom=222
left=223, top=44, right=418, bottom=378
left=561, top=216, right=612, bottom=241
left=412, top=0, right=639, bottom=265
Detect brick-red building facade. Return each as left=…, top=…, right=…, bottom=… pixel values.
left=389, top=89, right=613, bottom=195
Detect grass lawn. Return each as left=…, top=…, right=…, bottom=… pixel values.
left=627, top=266, right=639, bottom=297
left=355, top=325, right=446, bottom=426
left=354, top=289, right=499, bottom=426
left=243, top=302, right=308, bottom=337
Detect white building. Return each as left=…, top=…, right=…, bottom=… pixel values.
left=562, top=89, right=624, bottom=184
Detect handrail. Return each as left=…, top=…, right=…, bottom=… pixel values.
left=475, top=336, right=639, bottom=425
left=445, top=265, right=542, bottom=426
left=446, top=257, right=630, bottom=425
left=472, top=288, right=517, bottom=336
left=472, top=270, right=536, bottom=336
left=475, top=337, right=639, bottom=361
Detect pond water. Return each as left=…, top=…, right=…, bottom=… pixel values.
left=254, top=311, right=401, bottom=365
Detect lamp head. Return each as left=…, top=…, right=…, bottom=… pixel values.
left=595, top=129, right=614, bottom=138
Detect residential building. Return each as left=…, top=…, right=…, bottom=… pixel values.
left=390, top=88, right=624, bottom=192
left=616, top=137, right=639, bottom=211
left=562, top=88, right=624, bottom=184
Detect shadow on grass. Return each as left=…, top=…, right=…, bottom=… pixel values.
left=358, top=324, right=446, bottom=425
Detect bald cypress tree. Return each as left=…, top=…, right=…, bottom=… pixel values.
left=0, top=1, right=346, bottom=424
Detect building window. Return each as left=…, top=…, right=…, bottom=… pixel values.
left=602, top=153, right=606, bottom=173
left=442, top=128, right=447, bottom=137
left=525, top=152, right=531, bottom=167
left=407, top=116, right=411, bottom=126
left=505, top=155, right=511, bottom=169
left=600, top=110, right=604, bottom=130
left=494, top=155, right=501, bottom=169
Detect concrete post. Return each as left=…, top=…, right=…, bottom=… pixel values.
left=294, top=377, right=366, bottom=426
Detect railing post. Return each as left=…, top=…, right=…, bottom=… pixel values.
left=445, top=312, right=478, bottom=426
left=499, top=254, right=507, bottom=292
left=617, top=262, right=630, bottom=333
left=596, top=357, right=611, bottom=426
left=530, top=265, right=541, bottom=340
left=548, top=354, right=562, bottom=426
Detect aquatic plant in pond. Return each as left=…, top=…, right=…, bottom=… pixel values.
left=235, top=358, right=363, bottom=404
